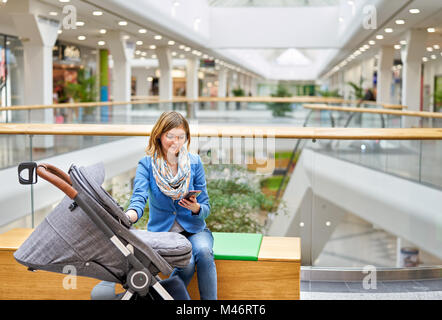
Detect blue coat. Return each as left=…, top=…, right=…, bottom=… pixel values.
left=127, top=153, right=211, bottom=234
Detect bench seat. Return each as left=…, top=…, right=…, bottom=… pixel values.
left=0, top=228, right=300, bottom=300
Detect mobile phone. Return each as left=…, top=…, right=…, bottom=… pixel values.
left=183, top=190, right=202, bottom=200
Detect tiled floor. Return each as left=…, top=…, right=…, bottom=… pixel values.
left=301, top=279, right=442, bottom=300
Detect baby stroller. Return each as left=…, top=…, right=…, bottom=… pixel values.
left=14, top=162, right=193, bottom=300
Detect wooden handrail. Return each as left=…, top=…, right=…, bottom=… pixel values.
left=0, top=96, right=404, bottom=111
left=303, top=104, right=442, bottom=119
left=0, top=123, right=441, bottom=140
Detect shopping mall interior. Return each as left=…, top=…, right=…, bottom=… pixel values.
left=0, top=0, right=441, bottom=301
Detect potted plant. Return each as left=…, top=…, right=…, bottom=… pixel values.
left=347, top=77, right=365, bottom=103
left=268, top=85, right=292, bottom=117
left=435, top=89, right=442, bottom=112
left=65, top=68, right=97, bottom=123
left=317, top=89, right=342, bottom=98
left=232, top=87, right=245, bottom=110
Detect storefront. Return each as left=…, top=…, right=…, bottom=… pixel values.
left=52, top=41, right=98, bottom=103
left=52, top=41, right=99, bottom=123
left=0, top=34, right=24, bottom=123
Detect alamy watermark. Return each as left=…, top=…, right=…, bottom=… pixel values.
left=362, top=265, right=377, bottom=290
left=61, top=5, right=78, bottom=30
left=188, top=123, right=276, bottom=175
left=362, top=5, right=377, bottom=30
left=62, top=265, right=77, bottom=290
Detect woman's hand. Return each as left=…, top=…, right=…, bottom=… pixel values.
left=178, top=195, right=201, bottom=214
left=125, top=209, right=138, bottom=223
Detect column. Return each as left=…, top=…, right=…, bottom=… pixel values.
left=377, top=46, right=395, bottom=104
left=107, top=31, right=133, bottom=119
left=217, top=67, right=228, bottom=111
left=186, top=57, right=199, bottom=118
left=99, top=49, right=109, bottom=122
left=156, top=46, right=173, bottom=110
left=132, top=67, right=155, bottom=97
left=250, top=77, right=257, bottom=97
left=401, top=29, right=427, bottom=128
left=11, top=11, right=59, bottom=148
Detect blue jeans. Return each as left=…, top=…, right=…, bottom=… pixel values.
left=170, top=228, right=217, bottom=300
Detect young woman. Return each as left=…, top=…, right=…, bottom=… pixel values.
left=91, top=111, right=217, bottom=300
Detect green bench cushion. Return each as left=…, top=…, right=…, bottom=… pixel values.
left=212, top=232, right=263, bottom=261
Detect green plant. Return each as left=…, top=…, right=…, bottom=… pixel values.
left=205, top=165, right=275, bottom=233
left=347, top=78, right=365, bottom=101
left=268, top=85, right=292, bottom=117
left=317, top=89, right=342, bottom=98
left=117, top=164, right=278, bottom=233
left=435, top=89, right=442, bottom=112
left=65, top=68, right=97, bottom=114
left=231, top=87, right=245, bottom=97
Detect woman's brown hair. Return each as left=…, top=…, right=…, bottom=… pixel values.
left=146, top=111, right=191, bottom=159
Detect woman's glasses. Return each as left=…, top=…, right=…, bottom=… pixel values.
left=165, top=133, right=187, bottom=142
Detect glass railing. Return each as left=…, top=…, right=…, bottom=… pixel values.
left=0, top=127, right=441, bottom=285
left=1, top=99, right=440, bottom=173
left=1, top=99, right=442, bottom=281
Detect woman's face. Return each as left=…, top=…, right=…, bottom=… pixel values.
left=160, top=126, right=187, bottom=158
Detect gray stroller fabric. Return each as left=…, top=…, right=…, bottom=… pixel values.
left=14, top=163, right=192, bottom=284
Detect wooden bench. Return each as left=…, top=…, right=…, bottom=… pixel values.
left=0, top=228, right=300, bottom=300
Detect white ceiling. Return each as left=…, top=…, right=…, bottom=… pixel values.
left=2, top=0, right=441, bottom=82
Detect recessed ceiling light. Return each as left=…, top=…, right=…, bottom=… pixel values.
left=427, top=47, right=433, bottom=52
left=147, top=77, right=153, bottom=82
left=76, top=21, right=85, bottom=27
left=400, top=40, right=407, bottom=45
left=394, top=44, right=401, bottom=50
left=151, top=54, right=157, bottom=59
left=98, top=41, right=106, bottom=46
left=154, top=35, right=162, bottom=40
left=100, top=29, right=107, bottom=34
left=376, top=35, right=384, bottom=40
left=59, top=0, right=70, bottom=2
left=434, top=45, right=441, bottom=50
left=49, top=11, right=58, bottom=16
left=369, top=40, right=376, bottom=45
left=395, top=19, right=405, bottom=25
left=409, top=9, right=420, bottom=14
left=139, top=29, right=147, bottom=34
left=136, top=40, right=143, bottom=45
left=171, top=51, right=177, bottom=56
left=179, top=54, right=185, bottom=59
left=179, top=45, right=185, bottom=50
left=385, top=28, right=393, bottom=33
left=427, top=27, right=436, bottom=33
left=58, top=30, right=62, bottom=34
left=184, top=47, right=191, bottom=52
left=78, top=35, right=86, bottom=41
left=422, top=57, right=428, bottom=62
left=431, top=55, right=437, bottom=60
left=118, top=21, right=128, bottom=26
left=123, top=35, right=130, bottom=40
left=93, top=11, right=103, bottom=16
left=168, top=40, right=175, bottom=45
left=149, top=45, right=156, bottom=49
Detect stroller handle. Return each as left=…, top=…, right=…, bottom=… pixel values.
left=37, top=164, right=78, bottom=200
